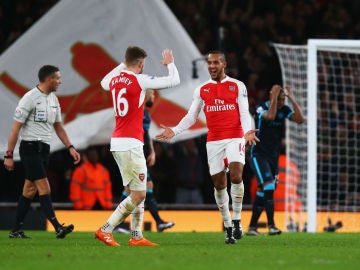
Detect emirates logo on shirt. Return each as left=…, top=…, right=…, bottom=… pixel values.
left=139, top=173, right=145, bottom=181
left=205, top=99, right=236, bottom=112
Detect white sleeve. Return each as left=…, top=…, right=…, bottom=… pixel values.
left=137, top=63, right=180, bottom=90
left=100, top=62, right=127, bottom=90
left=55, top=95, right=62, bottom=123
left=237, top=82, right=252, bottom=134
left=172, top=87, right=202, bottom=135
left=14, top=93, right=33, bottom=123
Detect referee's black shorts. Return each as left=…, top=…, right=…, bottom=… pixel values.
left=19, top=140, right=50, bottom=181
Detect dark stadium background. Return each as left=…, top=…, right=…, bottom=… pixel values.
left=0, top=0, right=359, bottom=206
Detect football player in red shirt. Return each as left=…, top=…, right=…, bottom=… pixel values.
left=156, top=51, right=258, bottom=244
left=95, top=46, right=180, bottom=246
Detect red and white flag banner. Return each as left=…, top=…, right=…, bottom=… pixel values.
left=0, top=0, right=209, bottom=157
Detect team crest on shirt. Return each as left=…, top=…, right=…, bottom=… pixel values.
left=139, top=173, right=145, bottom=181
left=14, top=109, right=22, bottom=119
left=229, top=86, right=235, bottom=91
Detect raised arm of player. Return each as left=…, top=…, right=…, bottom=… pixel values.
left=262, top=84, right=281, bottom=121
left=284, top=85, right=305, bottom=124
left=138, top=49, right=180, bottom=90
left=100, top=62, right=127, bottom=90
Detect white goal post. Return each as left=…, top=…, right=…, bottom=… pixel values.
left=273, top=39, right=360, bottom=233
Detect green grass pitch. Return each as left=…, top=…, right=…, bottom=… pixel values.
left=1, top=231, right=359, bottom=270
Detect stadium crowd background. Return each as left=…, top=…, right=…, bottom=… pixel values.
left=1, top=0, right=359, bottom=206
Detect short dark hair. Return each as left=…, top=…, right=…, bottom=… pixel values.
left=38, top=65, right=59, bottom=82
left=125, top=46, right=147, bottom=67
left=207, top=51, right=226, bottom=62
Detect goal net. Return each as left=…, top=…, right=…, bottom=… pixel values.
left=273, top=39, right=360, bottom=232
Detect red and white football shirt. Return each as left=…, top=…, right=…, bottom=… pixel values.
left=101, top=62, right=180, bottom=151
left=172, top=76, right=251, bottom=142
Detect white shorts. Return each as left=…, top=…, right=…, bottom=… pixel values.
left=112, top=146, right=147, bottom=191
left=206, top=138, right=246, bottom=176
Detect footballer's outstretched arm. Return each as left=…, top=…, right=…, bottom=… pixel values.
left=156, top=87, right=202, bottom=142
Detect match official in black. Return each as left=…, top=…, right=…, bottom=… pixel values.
left=4, top=65, right=81, bottom=238
left=247, top=85, right=304, bottom=236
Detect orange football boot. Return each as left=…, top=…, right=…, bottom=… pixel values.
left=95, top=228, right=120, bottom=246
left=129, top=237, right=159, bottom=246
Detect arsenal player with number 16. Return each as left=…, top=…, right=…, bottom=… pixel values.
left=95, top=46, right=180, bottom=247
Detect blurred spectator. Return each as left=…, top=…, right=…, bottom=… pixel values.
left=148, top=142, right=177, bottom=203
left=47, top=149, right=75, bottom=202
left=173, top=139, right=205, bottom=204
left=70, top=146, right=113, bottom=210
left=0, top=0, right=58, bottom=53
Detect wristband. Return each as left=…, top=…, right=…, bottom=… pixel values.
left=5, top=150, right=13, bottom=159
left=68, top=145, right=76, bottom=150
